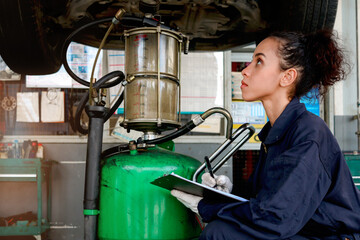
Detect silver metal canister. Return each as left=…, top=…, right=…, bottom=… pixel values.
left=122, top=27, right=185, bottom=132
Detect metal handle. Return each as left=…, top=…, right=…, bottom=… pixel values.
left=200, top=107, right=233, bottom=139
left=192, top=123, right=255, bottom=181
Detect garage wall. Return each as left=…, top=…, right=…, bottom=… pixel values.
left=333, top=0, right=359, bottom=151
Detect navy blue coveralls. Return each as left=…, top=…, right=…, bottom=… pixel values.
left=198, top=98, right=360, bottom=240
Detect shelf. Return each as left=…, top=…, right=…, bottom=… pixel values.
left=0, top=158, right=52, bottom=237
left=0, top=225, right=49, bottom=236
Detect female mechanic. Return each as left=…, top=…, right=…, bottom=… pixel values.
left=171, top=30, right=360, bottom=239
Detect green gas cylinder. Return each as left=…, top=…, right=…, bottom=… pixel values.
left=98, top=145, right=202, bottom=240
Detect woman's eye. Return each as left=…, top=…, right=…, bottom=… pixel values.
left=256, top=59, right=261, bottom=65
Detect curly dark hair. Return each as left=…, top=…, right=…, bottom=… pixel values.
left=269, top=30, right=349, bottom=98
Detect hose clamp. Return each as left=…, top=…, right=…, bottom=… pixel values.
left=84, top=209, right=100, bottom=216
left=192, top=115, right=204, bottom=126
left=112, top=18, right=120, bottom=25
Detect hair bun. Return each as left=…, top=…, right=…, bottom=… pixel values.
left=304, top=29, right=347, bottom=95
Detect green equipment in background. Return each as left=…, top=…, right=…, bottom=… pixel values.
left=98, top=146, right=202, bottom=240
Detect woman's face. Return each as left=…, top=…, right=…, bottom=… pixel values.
left=241, top=37, right=285, bottom=102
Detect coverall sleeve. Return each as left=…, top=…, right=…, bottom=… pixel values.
left=198, top=141, right=332, bottom=239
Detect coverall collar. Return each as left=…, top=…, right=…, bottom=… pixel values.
left=258, top=97, right=306, bottom=145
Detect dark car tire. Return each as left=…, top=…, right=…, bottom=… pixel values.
left=261, top=0, right=338, bottom=33
left=284, top=0, right=338, bottom=32
left=0, top=0, right=67, bottom=75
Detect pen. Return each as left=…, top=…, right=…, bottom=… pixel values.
left=204, top=156, right=215, bottom=178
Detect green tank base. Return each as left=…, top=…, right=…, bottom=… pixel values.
left=98, top=146, right=202, bottom=240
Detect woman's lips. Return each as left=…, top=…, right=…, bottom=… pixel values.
left=241, top=81, right=248, bottom=89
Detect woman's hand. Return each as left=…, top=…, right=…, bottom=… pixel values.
left=201, top=172, right=233, bottom=193
left=171, top=189, right=203, bottom=214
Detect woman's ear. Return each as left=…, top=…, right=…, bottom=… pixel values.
left=280, top=68, right=297, bottom=87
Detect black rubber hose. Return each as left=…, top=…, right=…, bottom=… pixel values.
left=74, top=92, right=90, bottom=135
left=101, top=143, right=130, bottom=159
left=104, top=90, right=124, bottom=120
left=144, top=120, right=197, bottom=145
left=75, top=90, right=124, bottom=135
left=95, top=70, right=125, bottom=88
left=61, top=17, right=113, bottom=87
left=61, top=16, right=158, bottom=87
left=63, top=17, right=126, bottom=134
left=101, top=118, right=194, bottom=156
left=121, top=16, right=148, bottom=28
left=61, top=16, right=174, bottom=88
left=68, top=90, right=77, bottom=133
left=75, top=89, right=124, bottom=134
left=74, top=71, right=125, bottom=134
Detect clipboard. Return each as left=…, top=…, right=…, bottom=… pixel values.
left=151, top=172, right=248, bottom=202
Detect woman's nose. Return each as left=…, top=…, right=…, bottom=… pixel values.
left=241, top=64, right=250, bottom=77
